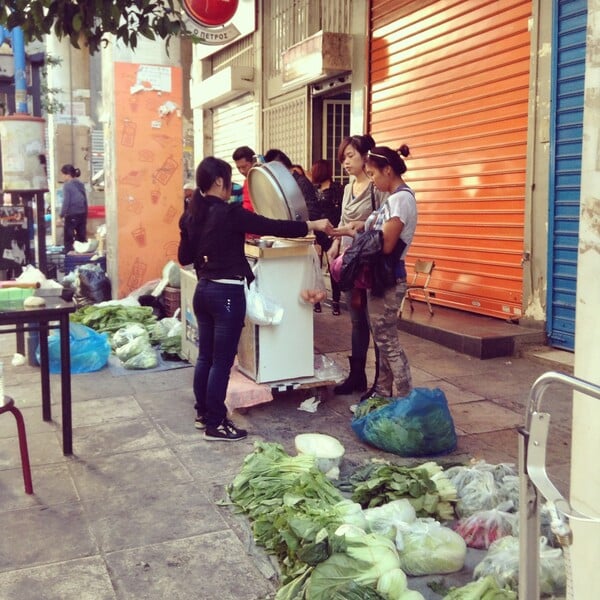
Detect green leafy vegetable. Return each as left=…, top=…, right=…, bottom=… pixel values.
left=71, top=305, right=157, bottom=335
left=354, top=396, right=393, bottom=419
left=396, top=518, right=467, bottom=576
left=376, top=567, right=408, bottom=599
left=228, top=442, right=345, bottom=579
left=348, top=460, right=456, bottom=521
left=442, top=575, right=517, bottom=599
left=123, top=347, right=158, bottom=370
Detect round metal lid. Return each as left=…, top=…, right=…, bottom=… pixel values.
left=247, top=161, right=308, bottom=222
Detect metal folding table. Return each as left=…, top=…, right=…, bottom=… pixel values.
left=0, top=298, right=76, bottom=455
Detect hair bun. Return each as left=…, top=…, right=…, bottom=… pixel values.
left=397, top=144, right=410, bottom=158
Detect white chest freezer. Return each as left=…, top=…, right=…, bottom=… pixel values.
left=237, top=241, right=314, bottom=383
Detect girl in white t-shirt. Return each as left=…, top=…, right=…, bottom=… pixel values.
left=333, top=144, right=417, bottom=398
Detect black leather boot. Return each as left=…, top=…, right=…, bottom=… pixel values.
left=334, top=356, right=367, bottom=395
left=359, top=345, right=380, bottom=401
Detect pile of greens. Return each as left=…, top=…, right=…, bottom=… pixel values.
left=71, top=305, right=157, bottom=334
left=71, top=305, right=184, bottom=365
left=227, top=442, right=427, bottom=600
left=227, top=442, right=345, bottom=579
left=346, top=460, right=457, bottom=522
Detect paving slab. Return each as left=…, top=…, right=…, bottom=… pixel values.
left=0, top=502, right=98, bottom=571
left=81, top=481, right=227, bottom=553
left=0, top=556, right=117, bottom=600
left=104, top=533, right=277, bottom=600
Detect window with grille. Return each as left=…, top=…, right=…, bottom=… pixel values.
left=323, top=98, right=350, bottom=185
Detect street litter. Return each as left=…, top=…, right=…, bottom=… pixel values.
left=298, top=396, right=321, bottom=413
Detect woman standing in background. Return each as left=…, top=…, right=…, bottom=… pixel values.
left=327, top=134, right=387, bottom=395
left=60, top=164, right=88, bottom=253
left=311, top=158, right=343, bottom=315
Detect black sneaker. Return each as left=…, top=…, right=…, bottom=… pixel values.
left=194, top=416, right=206, bottom=430
left=204, top=419, right=247, bottom=441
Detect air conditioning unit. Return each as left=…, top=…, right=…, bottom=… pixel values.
left=192, top=66, right=254, bottom=109
left=282, top=31, right=352, bottom=91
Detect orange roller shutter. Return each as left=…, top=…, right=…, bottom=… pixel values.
left=369, top=0, right=531, bottom=319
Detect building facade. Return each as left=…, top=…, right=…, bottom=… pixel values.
left=190, top=0, right=587, bottom=352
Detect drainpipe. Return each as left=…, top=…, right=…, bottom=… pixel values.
left=11, top=27, right=27, bottom=114
left=0, top=25, right=28, bottom=114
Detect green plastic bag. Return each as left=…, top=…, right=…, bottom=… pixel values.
left=351, top=388, right=457, bottom=457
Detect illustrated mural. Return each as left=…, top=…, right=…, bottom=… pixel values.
left=114, top=63, right=183, bottom=297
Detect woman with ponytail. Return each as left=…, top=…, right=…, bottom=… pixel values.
left=178, top=156, right=333, bottom=442
left=60, top=164, right=88, bottom=253
left=334, top=144, right=417, bottom=403
left=328, top=134, right=388, bottom=397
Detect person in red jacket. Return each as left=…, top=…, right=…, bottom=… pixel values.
left=232, top=146, right=256, bottom=212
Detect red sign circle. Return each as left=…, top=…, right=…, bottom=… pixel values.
left=182, top=0, right=239, bottom=27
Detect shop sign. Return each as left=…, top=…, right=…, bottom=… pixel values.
left=180, top=0, right=256, bottom=57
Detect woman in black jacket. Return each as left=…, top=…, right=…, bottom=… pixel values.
left=178, top=157, right=332, bottom=441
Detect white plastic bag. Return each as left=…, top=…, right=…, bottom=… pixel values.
left=245, top=265, right=284, bottom=326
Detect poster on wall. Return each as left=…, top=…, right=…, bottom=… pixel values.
left=181, top=0, right=256, bottom=59
left=114, top=63, right=183, bottom=298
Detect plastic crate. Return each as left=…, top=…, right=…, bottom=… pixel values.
left=64, top=253, right=107, bottom=274
left=0, top=287, right=34, bottom=302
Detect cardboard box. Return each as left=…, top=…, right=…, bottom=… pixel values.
left=180, top=268, right=198, bottom=364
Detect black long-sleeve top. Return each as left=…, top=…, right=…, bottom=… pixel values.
left=178, top=194, right=309, bottom=283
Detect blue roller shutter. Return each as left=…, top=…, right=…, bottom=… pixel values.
left=547, top=0, right=588, bottom=350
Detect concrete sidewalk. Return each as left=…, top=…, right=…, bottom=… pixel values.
left=0, top=305, right=573, bottom=599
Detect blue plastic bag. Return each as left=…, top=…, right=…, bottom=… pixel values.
left=36, top=322, right=110, bottom=374
left=351, top=387, right=457, bottom=456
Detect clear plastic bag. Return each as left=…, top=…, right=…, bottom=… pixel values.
left=396, top=518, right=467, bottom=576
left=454, top=501, right=517, bottom=549
left=112, top=323, right=149, bottom=349
left=473, top=535, right=566, bottom=596
left=115, top=335, right=153, bottom=362
left=313, top=354, right=345, bottom=381
left=245, top=265, right=284, bottom=326
left=299, top=246, right=327, bottom=305
left=445, top=461, right=515, bottom=517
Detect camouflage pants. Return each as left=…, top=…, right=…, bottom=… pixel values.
left=367, top=280, right=412, bottom=397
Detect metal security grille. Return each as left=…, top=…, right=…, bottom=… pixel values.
left=212, top=95, right=257, bottom=186
left=369, top=0, right=532, bottom=320
left=547, top=0, right=587, bottom=351
left=322, top=99, right=350, bottom=184
left=263, top=93, right=309, bottom=167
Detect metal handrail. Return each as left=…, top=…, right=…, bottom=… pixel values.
left=519, top=371, right=600, bottom=600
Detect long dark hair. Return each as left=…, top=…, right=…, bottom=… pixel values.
left=61, top=164, right=81, bottom=178
left=188, top=156, right=232, bottom=221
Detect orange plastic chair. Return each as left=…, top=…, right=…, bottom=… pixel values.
left=0, top=396, right=33, bottom=494
left=399, top=259, right=435, bottom=317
